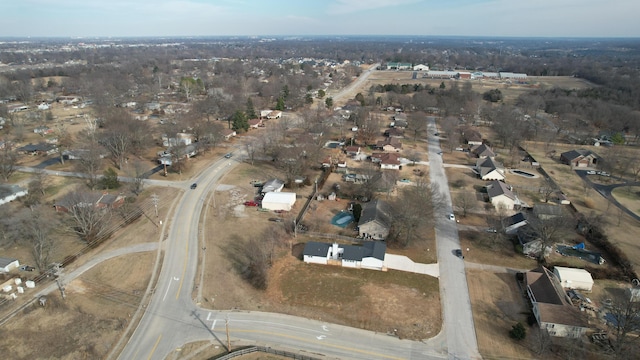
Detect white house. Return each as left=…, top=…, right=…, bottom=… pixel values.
left=476, top=158, right=505, bottom=181
left=487, top=181, right=518, bottom=210
left=302, top=241, right=386, bottom=271
left=261, top=191, right=296, bottom=211
left=0, top=257, right=19, bottom=273
left=553, top=267, right=594, bottom=292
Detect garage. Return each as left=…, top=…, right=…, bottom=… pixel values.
left=261, top=192, right=297, bottom=212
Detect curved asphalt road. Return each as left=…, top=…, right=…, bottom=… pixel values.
left=575, top=169, right=640, bottom=222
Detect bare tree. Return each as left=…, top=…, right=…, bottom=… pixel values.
left=100, top=130, right=131, bottom=170
left=23, top=170, right=49, bottom=207
left=526, top=213, right=575, bottom=261
left=17, top=207, right=58, bottom=272
left=75, top=140, right=103, bottom=190
left=407, top=112, right=427, bottom=142
left=63, top=190, right=113, bottom=244
left=0, top=146, right=18, bottom=181
left=390, top=180, right=442, bottom=247
left=606, top=295, right=640, bottom=359
left=127, top=160, right=147, bottom=195
left=454, top=191, right=477, bottom=217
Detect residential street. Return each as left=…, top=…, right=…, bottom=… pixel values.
left=427, top=116, right=481, bottom=359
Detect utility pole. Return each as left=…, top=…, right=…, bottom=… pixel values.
left=225, top=317, right=231, bottom=353
left=151, top=193, right=159, bottom=217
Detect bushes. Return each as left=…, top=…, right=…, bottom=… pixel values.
left=509, top=322, right=527, bottom=340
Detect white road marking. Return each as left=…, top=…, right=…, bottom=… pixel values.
left=173, top=277, right=179, bottom=281
left=316, top=335, right=326, bottom=340
left=206, top=312, right=212, bottom=321
left=322, top=325, right=329, bottom=332
left=211, top=320, right=217, bottom=330
left=162, top=281, right=172, bottom=301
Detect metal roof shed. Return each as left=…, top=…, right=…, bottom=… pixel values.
left=553, top=267, right=594, bottom=292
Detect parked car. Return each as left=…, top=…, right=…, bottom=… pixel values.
left=485, top=227, right=497, bottom=233
left=243, top=201, right=259, bottom=207
left=449, top=213, right=456, bottom=221
left=599, top=171, right=610, bottom=177
left=224, top=153, right=232, bottom=158
left=190, top=183, right=197, bottom=189
left=586, top=170, right=596, bottom=175
left=454, top=249, right=464, bottom=259
left=20, top=265, right=35, bottom=272
left=268, top=217, right=283, bottom=222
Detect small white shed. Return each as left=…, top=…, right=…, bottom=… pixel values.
left=261, top=192, right=296, bottom=211
left=554, top=266, right=594, bottom=292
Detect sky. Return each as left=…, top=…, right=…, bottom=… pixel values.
left=1, top=0, right=639, bottom=38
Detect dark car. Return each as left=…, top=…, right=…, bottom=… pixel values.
left=20, top=265, right=35, bottom=272
left=190, top=183, right=197, bottom=189
left=268, top=217, right=283, bottom=222
left=454, top=249, right=464, bottom=259
left=224, top=153, right=232, bottom=158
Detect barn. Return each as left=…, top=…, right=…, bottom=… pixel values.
left=261, top=192, right=296, bottom=211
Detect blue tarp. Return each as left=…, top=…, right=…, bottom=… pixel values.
left=573, top=242, right=585, bottom=250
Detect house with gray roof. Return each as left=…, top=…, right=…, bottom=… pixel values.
left=560, top=149, right=598, bottom=168
left=475, top=157, right=505, bottom=181
left=358, top=199, right=392, bottom=240
left=525, top=267, right=589, bottom=338
left=302, top=241, right=386, bottom=270
left=470, top=144, right=495, bottom=159
left=486, top=180, right=519, bottom=210
left=0, top=184, right=28, bottom=206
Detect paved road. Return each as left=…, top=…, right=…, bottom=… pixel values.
left=575, top=169, right=640, bottom=222
left=427, top=117, right=481, bottom=360
left=330, top=63, right=379, bottom=105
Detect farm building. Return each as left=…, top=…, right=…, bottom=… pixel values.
left=261, top=192, right=296, bottom=211
left=0, top=257, right=19, bottom=273
left=553, top=267, right=594, bottom=292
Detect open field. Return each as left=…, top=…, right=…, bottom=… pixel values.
left=467, top=270, right=536, bottom=359
left=1, top=251, right=154, bottom=359
left=346, top=70, right=591, bottom=106
left=612, top=186, right=640, bottom=217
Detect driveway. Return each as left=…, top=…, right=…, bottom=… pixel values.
left=384, top=254, right=439, bottom=277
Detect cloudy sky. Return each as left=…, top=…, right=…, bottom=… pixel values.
left=2, top=0, right=639, bottom=38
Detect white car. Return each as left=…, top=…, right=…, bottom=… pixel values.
left=449, top=213, right=456, bottom=221
left=586, top=170, right=596, bottom=175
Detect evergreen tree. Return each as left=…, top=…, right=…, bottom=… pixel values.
left=101, top=167, right=120, bottom=189
left=325, top=97, right=333, bottom=109
left=275, top=96, right=285, bottom=111
left=231, top=110, right=249, bottom=132
left=245, top=97, right=257, bottom=119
